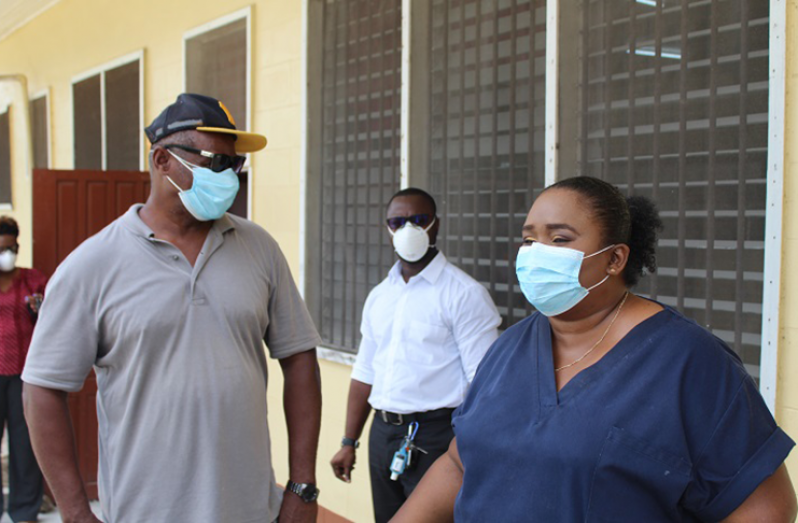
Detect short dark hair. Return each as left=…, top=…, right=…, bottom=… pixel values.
left=0, top=216, right=19, bottom=238
left=387, top=187, right=437, bottom=215
left=545, top=176, right=663, bottom=288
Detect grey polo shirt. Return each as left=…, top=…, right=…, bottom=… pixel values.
left=22, top=204, right=322, bottom=523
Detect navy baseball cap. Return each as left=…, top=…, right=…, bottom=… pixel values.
left=145, top=93, right=267, bottom=153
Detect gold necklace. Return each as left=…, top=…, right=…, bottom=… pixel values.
left=555, top=291, right=629, bottom=372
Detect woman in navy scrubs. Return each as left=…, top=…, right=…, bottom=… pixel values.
left=392, top=176, right=797, bottom=522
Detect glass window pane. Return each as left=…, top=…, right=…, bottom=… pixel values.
left=73, top=75, right=102, bottom=170
left=0, top=109, right=11, bottom=204
left=105, top=61, right=140, bottom=171
left=186, top=18, right=247, bottom=130
left=31, top=96, right=48, bottom=170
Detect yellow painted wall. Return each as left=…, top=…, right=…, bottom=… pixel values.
left=0, top=0, right=374, bottom=520
left=779, top=0, right=798, bottom=478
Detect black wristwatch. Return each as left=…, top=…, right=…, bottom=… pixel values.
left=341, top=437, right=359, bottom=448
left=286, top=480, right=320, bottom=503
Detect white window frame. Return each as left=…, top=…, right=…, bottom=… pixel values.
left=302, top=0, right=787, bottom=400
left=183, top=6, right=253, bottom=220
left=30, top=88, right=51, bottom=169
left=70, top=50, right=145, bottom=171
left=758, top=0, right=786, bottom=412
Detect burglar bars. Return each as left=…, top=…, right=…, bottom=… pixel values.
left=428, top=0, right=548, bottom=329
left=578, top=0, right=769, bottom=378
left=318, top=0, right=402, bottom=352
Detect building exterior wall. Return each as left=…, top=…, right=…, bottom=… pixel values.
left=1, top=1, right=797, bottom=521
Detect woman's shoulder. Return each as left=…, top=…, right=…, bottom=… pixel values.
left=641, top=305, right=750, bottom=381
left=656, top=306, right=735, bottom=350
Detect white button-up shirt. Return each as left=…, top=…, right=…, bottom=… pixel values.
left=352, top=252, right=501, bottom=414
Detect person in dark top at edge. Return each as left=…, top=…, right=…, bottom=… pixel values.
left=0, top=216, right=47, bottom=523
left=392, top=176, right=797, bottom=522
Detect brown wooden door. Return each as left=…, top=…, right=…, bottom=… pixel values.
left=32, top=168, right=150, bottom=499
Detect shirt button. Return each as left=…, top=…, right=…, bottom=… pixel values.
left=172, top=255, right=179, bottom=261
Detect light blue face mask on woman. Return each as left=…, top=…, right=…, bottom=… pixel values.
left=167, top=150, right=240, bottom=221
left=516, top=242, right=615, bottom=317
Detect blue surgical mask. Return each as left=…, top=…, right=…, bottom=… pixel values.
left=515, top=242, right=615, bottom=317
left=167, top=151, right=240, bottom=221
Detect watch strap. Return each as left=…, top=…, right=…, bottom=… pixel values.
left=286, top=480, right=319, bottom=503
left=341, top=437, right=359, bottom=448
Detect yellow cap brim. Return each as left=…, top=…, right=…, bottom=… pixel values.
left=197, top=126, right=268, bottom=154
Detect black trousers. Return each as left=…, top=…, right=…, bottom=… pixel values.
left=368, top=410, right=454, bottom=523
left=0, top=375, right=43, bottom=522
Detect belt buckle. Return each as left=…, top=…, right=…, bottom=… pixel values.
left=381, top=410, right=404, bottom=426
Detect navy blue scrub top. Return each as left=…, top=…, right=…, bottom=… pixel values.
left=452, top=306, right=794, bottom=522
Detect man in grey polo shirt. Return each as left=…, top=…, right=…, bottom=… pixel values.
left=22, top=94, right=322, bottom=523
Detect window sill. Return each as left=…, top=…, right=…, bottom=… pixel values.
left=317, top=347, right=356, bottom=366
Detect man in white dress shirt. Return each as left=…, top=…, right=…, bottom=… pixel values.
left=330, top=187, right=501, bottom=523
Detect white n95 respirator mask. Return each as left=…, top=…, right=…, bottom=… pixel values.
left=0, top=251, right=16, bottom=272
left=388, top=218, right=436, bottom=263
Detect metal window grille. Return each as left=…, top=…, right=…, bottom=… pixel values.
left=105, top=61, right=140, bottom=171
left=313, top=0, right=402, bottom=352
left=575, top=0, right=769, bottom=378
left=30, top=96, right=47, bottom=170
left=73, top=74, right=102, bottom=170
left=0, top=109, right=10, bottom=204
left=428, top=0, right=548, bottom=329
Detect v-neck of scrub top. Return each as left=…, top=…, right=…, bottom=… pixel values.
left=538, top=308, right=670, bottom=408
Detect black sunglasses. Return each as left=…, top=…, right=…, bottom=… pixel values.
left=386, top=214, right=435, bottom=231
left=163, top=144, right=247, bottom=174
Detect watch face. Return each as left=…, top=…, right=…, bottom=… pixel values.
left=301, top=486, right=319, bottom=503
left=289, top=481, right=319, bottom=503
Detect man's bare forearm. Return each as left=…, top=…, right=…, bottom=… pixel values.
left=23, top=383, right=97, bottom=521
left=344, top=379, right=372, bottom=441
left=280, top=349, right=322, bottom=483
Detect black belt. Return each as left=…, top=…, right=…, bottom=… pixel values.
left=376, top=408, right=455, bottom=426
